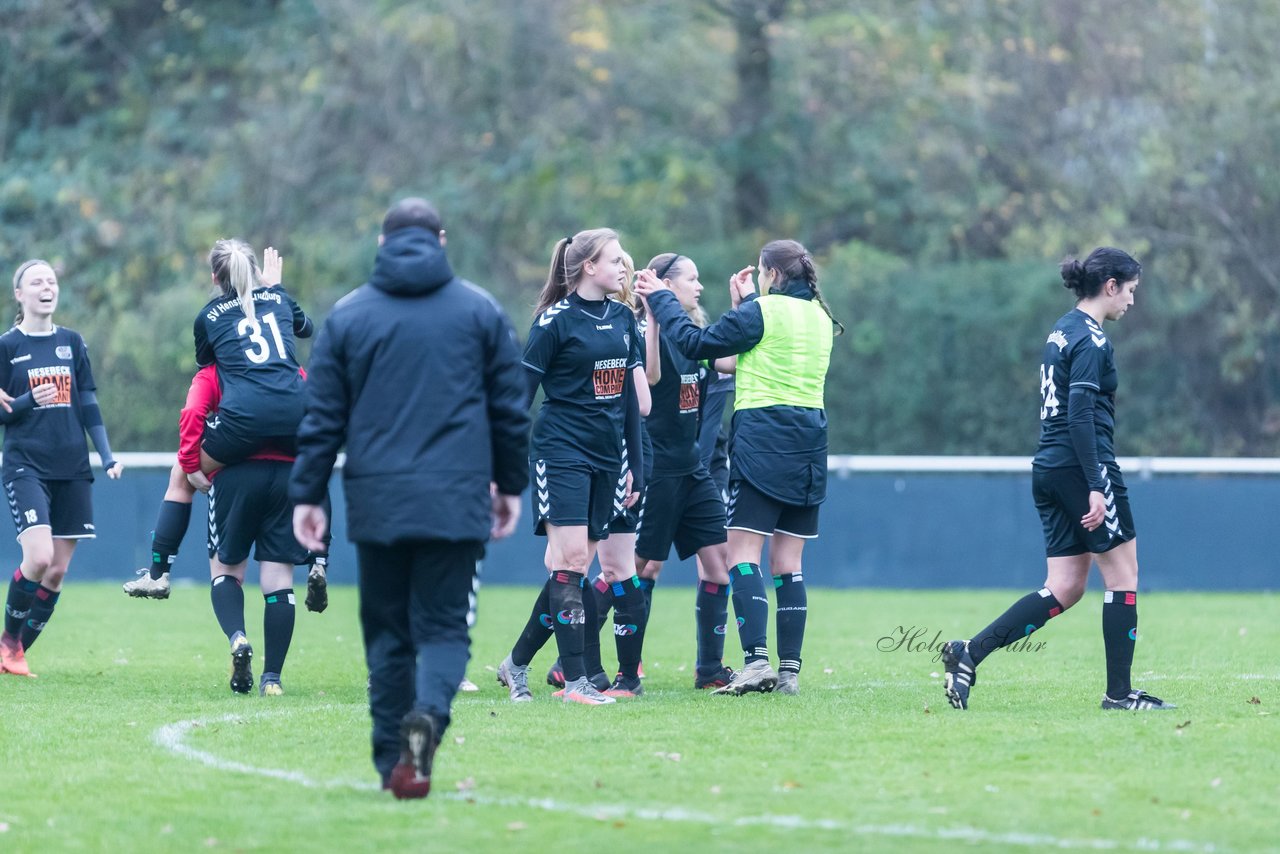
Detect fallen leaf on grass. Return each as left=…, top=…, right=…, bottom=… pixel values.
left=922, top=704, right=931, bottom=714
left=781, top=781, right=802, bottom=790
left=1175, top=720, right=1191, bottom=730
left=1247, top=696, right=1261, bottom=705
left=507, top=822, right=526, bottom=831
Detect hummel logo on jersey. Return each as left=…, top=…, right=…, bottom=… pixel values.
left=9, top=354, right=31, bottom=364
left=1047, top=330, right=1068, bottom=352
left=537, top=298, right=570, bottom=327
left=595, top=324, right=613, bottom=331
left=1085, top=319, right=1107, bottom=348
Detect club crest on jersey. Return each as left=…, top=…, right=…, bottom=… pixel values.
left=1047, top=330, right=1068, bottom=352
left=55, top=345, right=73, bottom=360
left=623, top=332, right=630, bottom=350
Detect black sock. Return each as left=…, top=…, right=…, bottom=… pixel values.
left=637, top=577, right=655, bottom=624
left=969, top=586, right=1064, bottom=666
left=19, top=585, right=59, bottom=650
left=582, top=576, right=604, bottom=679
left=210, top=575, right=246, bottom=642
left=729, top=562, right=769, bottom=664
left=611, top=577, right=647, bottom=680
left=262, top=588, right=295, bottom=675
left=590, top=577, right=612, bottom=632
left=774, top=572, right=807, bottom=674
left=4, top=568, right=39, bottom=639
left=548, top=570, right=587, bottom=681
left=149, top=500, right=192, bottom=579
left=695, top=580, right=729, bottom=672
left=510, top=578, right=553, bottom=667
left=1102, top=590, right=1138, bottom=698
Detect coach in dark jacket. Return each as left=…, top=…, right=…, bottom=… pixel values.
left=291, top=198, right=529, bottom=799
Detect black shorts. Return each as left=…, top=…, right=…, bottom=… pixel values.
left=1033, top=462, right=1136, bottom=558
left=531, top=459, right=617, bottom=542
left=726, top=478, right=820, bottom=539
left=5, top=476, right=95, bottom=539
left=636, top=471, right=727, bottom=561
left=202, top=414, right=297, bottom=466
left=207, top=461, right=307, bottom=565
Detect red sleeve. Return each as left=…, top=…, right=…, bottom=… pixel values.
left=177, top=365, right=220, bottom=473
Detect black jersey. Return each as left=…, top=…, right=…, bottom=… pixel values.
left=193, top=285, right=313, bottom=437
left=646, top=330, right=706, bottom=477
left=0, top=326, right=97, bottom=480
left=523, top=292, right=644, bottom=470
left=1034, top=307, right=1117, bottom=471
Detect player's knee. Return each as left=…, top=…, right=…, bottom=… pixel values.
left=42, top=566, right=68, bottom=589
left=1050, top=583, right=1085, bottom=609
left=638, top=560, right=662, bottom=581
left=22, top=549, right=54, bottom=576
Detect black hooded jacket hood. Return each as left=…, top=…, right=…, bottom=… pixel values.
left=369, top=226, right=454, bottom=297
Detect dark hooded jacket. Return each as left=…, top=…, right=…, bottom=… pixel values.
left=290, top=226, right=530, bottom=544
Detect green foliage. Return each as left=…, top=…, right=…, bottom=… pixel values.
left=2, top=0, right=1278, bottom=452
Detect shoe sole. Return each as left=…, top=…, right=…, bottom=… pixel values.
left=563, top=693, right=616, bottom=705
left=230, top=645, right=253, bottom=694
left=124, top=587, right=170, bottom=600
left=390, top=712, right=438, bottom=799
left=305, top=569, right=328, bottom=613
left=712, top=673, right=778, bottom=696
left=603, top=688, right=642, bottom=698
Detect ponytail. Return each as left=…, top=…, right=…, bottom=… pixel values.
left=759, top=239, right=844, bottom=336
left=209, top=238, right=263, bottom=323
left=228, top=248, right=258, bottom=323
left=535, top=237, right=573, bottom=316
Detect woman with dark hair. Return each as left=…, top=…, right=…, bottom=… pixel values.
left=940, top=247, right=1174, bottom=712
left=635, top=239, right=841, bottom=696
left=0, top=260, right=123, bottom=678
left=497, top=228, right=647, bottom=706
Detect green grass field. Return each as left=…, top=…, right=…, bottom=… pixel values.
left=0, top=583, right=1275, bottom=852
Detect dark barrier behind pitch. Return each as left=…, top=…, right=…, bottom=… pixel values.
left=5, top=458, right=1273, bottom=591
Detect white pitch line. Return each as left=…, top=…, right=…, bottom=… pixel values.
left=152, top=711, right=1224, bottom=852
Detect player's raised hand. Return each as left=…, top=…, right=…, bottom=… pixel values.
left=633, top=268, right=668, bottom=297
left=729, top=266, right=756, bottom=308
left=262, top=246, right=283, bottom=287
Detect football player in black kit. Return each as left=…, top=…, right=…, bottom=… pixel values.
left=941, top=247, right=1175, bottom=712
left=633, top=253, right=736, bottom=690
left=497, top=228, right=647, bottom=706
left=1, top=260, right=123, bottom=678
left=192, top=240, right=314, bottom=696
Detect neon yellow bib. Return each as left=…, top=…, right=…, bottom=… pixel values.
left=735, top=295, right=832, bottom=411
